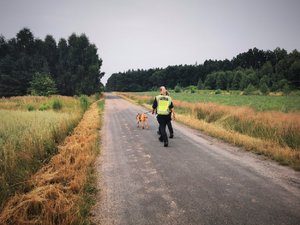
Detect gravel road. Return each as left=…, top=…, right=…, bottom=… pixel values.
left=91, top=93, right=300, bottom=225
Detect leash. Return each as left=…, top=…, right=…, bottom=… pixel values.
left=143, top=110, right=152, bottom=114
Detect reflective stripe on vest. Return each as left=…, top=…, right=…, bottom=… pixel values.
left=156, top=95, right=171, bottom=115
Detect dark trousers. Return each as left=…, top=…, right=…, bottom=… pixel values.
left=157, top=115, right=169, bottom=142
left=158, top=119, right=173, bottom=135
left=167, top=120, right=173, bottom=135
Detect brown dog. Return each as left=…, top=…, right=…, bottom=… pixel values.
left=136, top=113, right=149, bottom=129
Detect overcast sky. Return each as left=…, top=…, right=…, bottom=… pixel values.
left=0, top=0, right=299, bottom=84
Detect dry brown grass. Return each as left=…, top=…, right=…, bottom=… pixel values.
left=176, top=114, right=300, bottom=168
left=0, top=101, right=102, bottom=225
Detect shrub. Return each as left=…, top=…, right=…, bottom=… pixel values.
left=97, top=100, right=105, bottom=111
left=80, top=95, right=90, bottom=112
left=197, top=79, right=204, bottom=90
left=174, top=85, right=181, bottom=93
left=215, top=89, right=222, bottom=94
left=283, top=84, right=291, bottom=95
left=190, top=86, right=197, bottom=93
left=27, top=104, right=34, bottom=111
left=39, top=103, right=50, bottom=111
left=243, top=84, right=256, bottom=95
left=28, top=72, right=57, bottom=96
left=52, top=99, right=63, bottom=110
left=260, top=82, right=270, bottom=95
left=95, top=92, right=100, bottom=100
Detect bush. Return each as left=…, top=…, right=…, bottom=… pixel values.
left=197, top=79, right=204, bottom=90
left=52, top=99, right=63, bottom=110
left=27, top=104, right=34, bottom=111
left=243, top=84, right=257, bottom=95
left=174, top=85, right=182, bottom=93
left=189, top=86, right=197, bottom=93
left=260, top=82, right=270, bottom=95
left=215, top=89, right=222, bottom=94
left=283, top=84, right=291, bottom=95
left=97, top=100, right=105, bottom=111
left=95, top=92, right=101, bottom=100
left=39, top=103, right=50, bottom=111
left=80, top=95, right=90, bottom=112
left=28, top=72, right=57, bottom=96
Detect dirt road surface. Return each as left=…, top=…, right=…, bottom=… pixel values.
left=91, top=93, right=300, bottom=225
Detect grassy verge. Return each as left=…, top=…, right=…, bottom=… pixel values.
left=117, top=92, right=300, bottom=170
left=79, top=99, right=104, bottom=225
left=0, top=110, right=80, bottom=208
left=0, top=99, right=104, bottom=224
left=0, top=95, right=93, bottom=210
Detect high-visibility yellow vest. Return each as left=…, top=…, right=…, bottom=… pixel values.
left=156, top=95, right=172, bottom=115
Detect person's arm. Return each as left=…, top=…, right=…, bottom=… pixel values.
left=152, top=97, right=157, bottom=114
left=169, top=102, right=176, bottom=120
left=171, top=108, right=176, bottom=120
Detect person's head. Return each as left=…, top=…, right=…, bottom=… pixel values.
left=159, top=86, right=167, bottom=95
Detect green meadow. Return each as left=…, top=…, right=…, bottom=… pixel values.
left=136, top=90, right=300, bottom=112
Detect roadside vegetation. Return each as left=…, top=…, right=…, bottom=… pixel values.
left=0, top=97, right=104, bottom=224
left=0, top=95, right=96, bottom=211
left=117, top=91, right=300, bottom=170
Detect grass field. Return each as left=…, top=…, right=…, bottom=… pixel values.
left=136, top=91, right=300, bottom=112
left=0, top=99, right=104, bottom=224
left=0, top=95, right=95, bottom=210
left=118, top=92, right=300, bottom=170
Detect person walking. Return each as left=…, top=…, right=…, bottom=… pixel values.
left=152, top=86, right=174, bottom=147
left=157, top=90, right=175, bottom=138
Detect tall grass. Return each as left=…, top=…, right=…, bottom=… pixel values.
left=118, top=92, right=300, bottom=169
left=0, top=101, right=102, bottom=225
left=0, top=95, right=81, bottom=113
left=79, top=95, right=91, bottom=112
left=0, top=110, right=80, bottom=209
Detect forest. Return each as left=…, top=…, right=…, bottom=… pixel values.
left=106, top=48, right=300, bottom=93
left=0, top=28, right=104, bottom=97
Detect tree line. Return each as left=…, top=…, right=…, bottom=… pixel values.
left=106, top=47, right=300, bottom=93
left=0, top=28, right=104, bottom=97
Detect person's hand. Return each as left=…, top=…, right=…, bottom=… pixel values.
left=173, top=113, right=176, bottom=121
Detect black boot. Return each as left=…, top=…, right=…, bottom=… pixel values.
left=164, top=140, right=168, bottom=147
left=169, top=133, right=174, bottom=138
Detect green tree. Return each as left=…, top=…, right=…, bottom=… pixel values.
left=243, top=84, right=256, bottom=95
left=204, top=73, right=216, bottom=89
left=259, top=61, right=273, bottom=79
left=28, top=72, right=57, bottom=96
left=43, top=35, right=58, bottom=78
left=197, top=79, right=204, bottom=90
left=259, top=82, right=269, bottom=95
left=215, top=71, right=227, bottom=90
left=231, top=71, right=243, bottom=90
left=288, top=60, right=300, bottom=88
left=282, top=83, right=291, bottom=95
left=16, top=28, right=35, bottom=54
left=174, top=84, right=182, bottom=93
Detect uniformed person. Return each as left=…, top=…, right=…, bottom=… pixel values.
left=152, top=86, right=174, bottom=147
left=157, top=90, right=176, bottom=138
